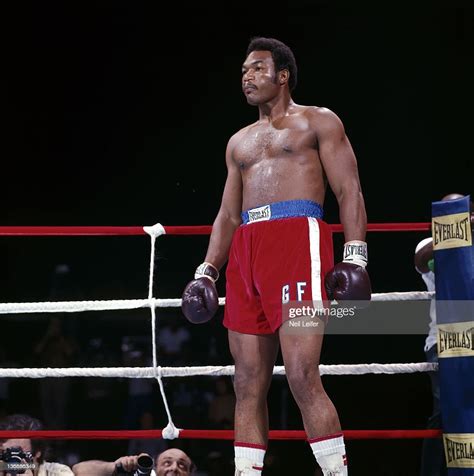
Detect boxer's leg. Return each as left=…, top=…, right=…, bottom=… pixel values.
left=229, top=330, right=279, bottom=474
left=280, top=331, right=348, bottom=475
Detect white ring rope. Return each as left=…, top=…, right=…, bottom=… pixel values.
left=0, top=291, right=433, bottom=315
left=0, top=362, right=437, bottom=379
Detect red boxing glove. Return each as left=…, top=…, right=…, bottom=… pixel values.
left=325, top=240, right=371, bottom=303
left=181, top=263, right=219, bottom=324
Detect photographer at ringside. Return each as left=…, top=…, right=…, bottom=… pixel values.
left=0, top=414, right=73, bottom=476
left=72, top=448, right=196, bottom=476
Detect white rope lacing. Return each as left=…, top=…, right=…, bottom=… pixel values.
left=143, top=224, right=180, bottom=439
left=0, top=291, right=433, bottom=314
left=0, top=362, right=437, bottom=379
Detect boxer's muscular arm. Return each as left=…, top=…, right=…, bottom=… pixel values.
left=204, top=133, right=243, bottom=270
left=314, top=108, right=371, bottom=302
left=181, top=136, right=242, bottom=324
left=312, top=107, right=367, bottom=242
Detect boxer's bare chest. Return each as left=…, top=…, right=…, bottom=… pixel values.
left=232, top=116, right=317, bottom=169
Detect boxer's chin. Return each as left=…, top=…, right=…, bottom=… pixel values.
left=246, top=96, right=259, bottom=106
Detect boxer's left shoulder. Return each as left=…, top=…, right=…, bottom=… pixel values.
left=302, top=106, right=345, bottom=134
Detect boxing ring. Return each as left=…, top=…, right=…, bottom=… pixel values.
left=0, top=222, right=441, bottom=444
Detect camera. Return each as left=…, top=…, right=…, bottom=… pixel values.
left=115, top=453, right=154, bottom=476
left=0, top=447, right=34, bottom=475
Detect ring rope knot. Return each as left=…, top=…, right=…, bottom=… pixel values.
left=162, top=422, right=181, bottom=440
left=153, top=365, right=163, bottom=380
left=143, top=223, right=166, bottom=238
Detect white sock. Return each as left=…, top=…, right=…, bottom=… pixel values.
left=234, top=442, right=266, bottom=475
left=309, top=432, right=348, bottom=475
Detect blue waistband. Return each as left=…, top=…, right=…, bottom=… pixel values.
left=241, top=200, right=323, bottom=225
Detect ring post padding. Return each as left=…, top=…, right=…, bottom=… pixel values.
left=432, top=195, right=474, bottom=474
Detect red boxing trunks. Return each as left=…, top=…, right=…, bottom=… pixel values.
left=224, top=200, right=333, bottom=334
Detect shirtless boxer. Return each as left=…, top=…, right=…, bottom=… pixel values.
left=182, top=37, right=371, bottom=475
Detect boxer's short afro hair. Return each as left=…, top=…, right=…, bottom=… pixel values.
left=246, top=37, right=298, bottom=91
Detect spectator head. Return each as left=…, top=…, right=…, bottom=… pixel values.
left=441, top=193, right=474, bottom=227
left=441, top=193, right=464, bottom=201
left=155, top=448, right=196, bottom=475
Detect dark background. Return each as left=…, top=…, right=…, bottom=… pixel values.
left=1, top=3, right=473, bottom=475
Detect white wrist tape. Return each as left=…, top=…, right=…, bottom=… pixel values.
left=343, top=240, right=368, bottom=268
left=195, top=262, right=219, bottom=282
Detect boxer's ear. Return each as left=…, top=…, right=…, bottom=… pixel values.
left=279, top=69, right=289, bottom=86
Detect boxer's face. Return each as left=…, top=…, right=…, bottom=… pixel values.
left=242, top=51, right=280, bottom=105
